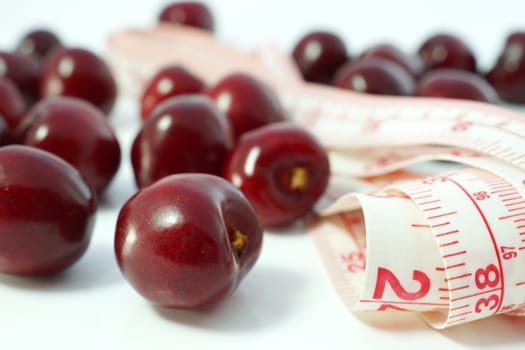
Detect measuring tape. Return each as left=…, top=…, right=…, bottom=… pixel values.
left=107, top=24, right=525, bottom=329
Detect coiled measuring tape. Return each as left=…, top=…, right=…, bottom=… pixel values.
left=108, top=24, right=525, bottom=329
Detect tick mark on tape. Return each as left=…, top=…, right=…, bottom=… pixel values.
left=417, top=199, right=441, bottom=206
left=436, top=229, right=460, bottom=237
left=450, top=304, right=470, bottom=311
left=423, top=206, right=442, bottom=212
left=432, top=221, right=451, bottom=228
left=429, top=211, right=458, bottom=220
left=440, top=240, right=459, bottom=248
left=451, top=287, right=501, bottom=302
left=445, top=272, right=471, bottom=282
left=499, top=212, right=525, bottom=220
left=449, top=311, right=473, bottom=318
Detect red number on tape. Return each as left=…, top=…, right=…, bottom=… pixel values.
left=475, top=294, right=499, bottom=313
left=500, top=246, right=517, bottom=260
left=473, top=191, right=490, bottom=200
left=474, top=264, right=500, bottom=289
left=373, top=267, right=431, bottom=300
left=341, top=251, right=366, bottom=272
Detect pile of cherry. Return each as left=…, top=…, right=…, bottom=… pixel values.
left=0, top=1, right=524, bottom=312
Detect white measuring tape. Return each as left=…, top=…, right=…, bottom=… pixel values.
left=107, top=24, right=525, bottom=328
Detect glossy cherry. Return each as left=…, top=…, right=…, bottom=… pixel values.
left=159, top=1, right=215, bottom=32
left=416, top=69, right=498, bottom=103
left=0, top=51, right=40, bottom=106
left=0, top=77, right=25, bottom=135
left=418, top=33, right=477, bottom=72
left=292, top=31, right=348, bottom=84
left=40, top=48, right=117, bottom=114
left=223, top=123, right=329, bottom=228
left=206, top=73, right=285, bottom=141
left=132, top=95, right=232, bottom=188
left=21, top=97, right=121, bottom=193
left=141, top=65, right=205, bottom=120
left=0, top=145, right=96, bottom=276
left=16, top=29, right=62, bottom=61
left=359, top=43, right=423, bottom=78
left=333, top=58, right=415, bottom=96
left=486, top=32, right=525, bottom=103
left=115, top=173, right=263, bottom=309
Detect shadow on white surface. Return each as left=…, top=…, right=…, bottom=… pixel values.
left=354, top=310, right=429, bottom=332
left=152, top=264, right=306, bottom=331
left=0, top=243, right=122, bottom=291
left=440, top=315, right=525, bottom=347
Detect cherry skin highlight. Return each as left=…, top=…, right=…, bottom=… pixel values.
left=141, top=65, right=205, bottom=120
left=333, top=58, right=415, bottom=96
left=115, top=173, right=263, bottom=309
left=159, top=2, right=215, bottom=32
left=132, top=95, right=232, bottom=188
left=0, top=145, right=96, bottom=276
left=418, top=33, right=477, bottom=72
left=292, top=31, right=348, bottom=84
left=206, top=73, right=285, bottom=142
left=0, top=77, right=25, bottom=136
left=486, top=32, right=525, bottom=103
left=40, top=48, right=117, bottom=114
left=416, top=69, right=498, bottom=103
left=21, top=97, right=121, bottom=193
left=0, top=51, right=40, bottom=107
left=223, top=123, right=330, bottom=228
left=16, top=29, right=62, bottom=62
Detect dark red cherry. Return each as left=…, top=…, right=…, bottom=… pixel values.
left=292, top=31, right=349, bottom=84
left=0, top=77, right=25, bottom=134
left=132, top=95, right=232, bottom=188
left=21, top=97, right=121, bottom=193
left=40, top=48, right=117, bottom=114
left=333, top=58, right=415, bottom=96
left=0, top=51, right=40, bottom=107
left=206, top=73, right=285, bottom=142
left=223, top=123, right=329, bottom=228
left=359, top=43, right=423, bottom=78
left=141, top=65, right=205, bottom=120
left=486, top=32, right=525, bottom=103
left=115, top=173, right=263, bottom=309
left=416, top=69, right=498, bottom=103
left=16, top=29, right=62, bottom=61
left=0, top=145, right=96, bottom=276
left=159, top=1, right=215, bottom=32
left=418, top=33, right=476, bottom=72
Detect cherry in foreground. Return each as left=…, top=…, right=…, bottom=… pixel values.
left=223, top=123, right=330, bottom=228
left=115, top=173, right=263, bottom=309
left=40, top=48, right=117, bottom=114
left=21, top=97, right=121, bottom=193
left=0, top=145, right=96, bottom=276
left=206, top=72, right=285, bottom=141
left=132, top=95, right=232, bottom=188
left=141, top=65, right=206, bottom=120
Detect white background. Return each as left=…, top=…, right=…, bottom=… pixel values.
left=0, top=1, right=525, bottom=349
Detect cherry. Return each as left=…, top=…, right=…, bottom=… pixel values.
left=115, top=173, right=263, bottom=309
left=0, top=77, right=25, bottom=135
left=359, top=43, right=423, bottom=78
left=141, top=65, right=206, bottom=120
left=291, top=31, right=349, bottom=84
left=16, top=29, right=62, bottom=62
left=132, top=95, right=232, bottom=188
left=206, top=73, right=286, bottom=141
left=21, top=97, right=121, bottom=193
left=418, top=33, right=477, bottom=72
left=0, top=51, right=40, bottom=107
left=486, top=32, right=525, bottom=103
left=416, top=69, right=499, bottom=103
left=0, top=145, right=96, bottom=276
left=333, top=58, right=415, bottom=96
left=158, top=1, right=215, bottom=32
left=40, top=48, right=117, bottom=114
left=223, top=123, right=329, bottom=228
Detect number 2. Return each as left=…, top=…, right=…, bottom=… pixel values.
left=373, top=267, right=431, bottom=300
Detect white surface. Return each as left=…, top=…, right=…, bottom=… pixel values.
left=1, top=1, right=525, bottom=349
